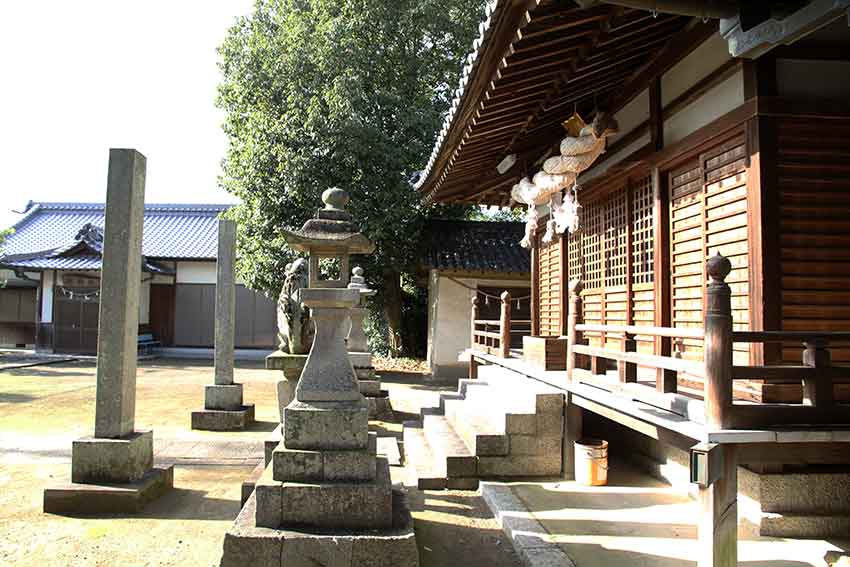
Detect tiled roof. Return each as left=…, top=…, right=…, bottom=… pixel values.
left=2, top=202, right=231, bottom=260
left=423, top=219, right=529, bottom=274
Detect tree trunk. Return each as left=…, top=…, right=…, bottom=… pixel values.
left=382, top=269, right=403, bottom=357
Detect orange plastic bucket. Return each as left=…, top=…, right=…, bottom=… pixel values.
left=574, top=438, right=608, bottom=486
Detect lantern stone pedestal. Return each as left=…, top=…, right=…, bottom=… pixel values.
left=218, top=188, right=417, bottom=567
left=347, top=267, right=393, bottom=419
left=265, top=352, right=307, bottom=422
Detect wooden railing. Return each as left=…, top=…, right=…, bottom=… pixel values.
left=471, top=291, right=531, bottom=359
left=566, top=253, right=850, bottom=430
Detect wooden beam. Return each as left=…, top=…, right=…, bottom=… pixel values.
left=649, top=77, right=663, bottom=151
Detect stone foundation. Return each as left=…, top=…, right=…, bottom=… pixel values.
left=44, top=465, right=174, bottom=515
left=192, top=404, right=256, bottom=431
left=220, top=488, right=418, bottom=567
left=71, top=430, right=154, bottom=484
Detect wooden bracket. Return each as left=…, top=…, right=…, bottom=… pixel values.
left=690, top=442, right=723, bottom=488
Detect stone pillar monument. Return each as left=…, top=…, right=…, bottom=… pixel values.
left=219, top=188, right=417, bottom=567
left=347, top=267, right=392, bottom=418
left=43, top=149, right=173, bottom=514
left=192, top=219, right=255, bottom=430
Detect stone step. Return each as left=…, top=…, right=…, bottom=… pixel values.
left=759, top=472, right=850, bottom=514
left=443, top=399, right=508, bottom=458
left=241, top=460, right=266, bottom=506
left=477, top=454, right=562, bottom=477
left=402, top=421, right=446, bottom=490
left=376, top=436, right=401, bottom=467
left=760, top=511, right=850, bottom=539
left=422, top=414, right=477, bottom=480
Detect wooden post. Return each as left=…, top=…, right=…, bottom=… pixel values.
left=704, top=253, right=733, bottom=429
left=499, top=291, right=511, bottom=358
left=619, top=332, right=637, bottom=383
left=802, top=338, right=832, bottom=407
left=531, top=238, right=540, bottom=337
left=562, top=392, right=583, bottom=480
left=697, top=444, right=738, bottom=567
left=566, top=278, right=583, bottom=380
left=470, top=296, right=479, bottom=353
left=469, top=356, right=478, bottom=380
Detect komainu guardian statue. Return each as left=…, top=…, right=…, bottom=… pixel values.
left=276, top=258, right=313, bottom=355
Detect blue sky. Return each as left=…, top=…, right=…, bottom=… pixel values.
left=0, top=1, right=254, bottom=231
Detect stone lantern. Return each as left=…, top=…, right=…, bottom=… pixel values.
left=220, top=188, right=417, bottom=567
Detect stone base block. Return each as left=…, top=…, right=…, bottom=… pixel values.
left=366, top=391, right=393, bottom=420
left=477, top=453, right=562, bottom=477
left=358, top=380, right=381, bottom=396
left=192, top=405, right=255, bottom=431
left=44, top=465, right=173, bottom=515
left=205, top=383, right=244, bottom=410
left=348, top=351, right=372, bottom=369
left=284, top=401, right=368, bottom=450
left=242, top=460, right=267, bottom=506
left=273, top=435, right=377, bottom=483
left=279, top=456, right=393, bottom=530
left=71, top=430, right=153, bottom=484
left=220, top=488, right=418, bottom=567
left=265, top=351, right=307, bottom=378
left=277, top=379, right=296, bottom=422
left=265, top=425, right=283, bottom=466
left=355, top=367, right=376, bottom=380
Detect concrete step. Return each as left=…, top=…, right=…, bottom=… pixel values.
left=402, top=421, right=446, bottom=490
left=422, top=414, right=478, bottom=481
left=760, top=512, right=850, bottom=539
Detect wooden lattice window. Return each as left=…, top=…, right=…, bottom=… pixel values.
left=603, top=190, right=628, bottom=288
left=567, top=228, right=583, bottom=283
left=631, top=174, right=654, bottom=284
left=582, top=202, right=602, bottom=291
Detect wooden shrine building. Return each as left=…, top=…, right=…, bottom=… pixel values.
left=414, top=2, right=850, bottom=565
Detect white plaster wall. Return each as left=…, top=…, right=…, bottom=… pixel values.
left=176, top=261, right=217, bottom=284
left=776, top=59, right=850, bottom=100
left=139, top=279, right=150, bottom=325
left=580, top=131, right=652, bottom=184
left=176, top=261, right=244, bottom=284
left=609, top=88, right=650, bottom=146
left=662, top=33, right=732, bottom=106
left=663, top=69, right=744, bottom=146
left=426, top=269, right=439, bottom=369
left=429, top=274, right=530, bottom=376
left=41, top=271, right=54, bottom=323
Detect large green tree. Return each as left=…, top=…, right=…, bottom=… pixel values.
left=217, top=0, right=482, bottom=354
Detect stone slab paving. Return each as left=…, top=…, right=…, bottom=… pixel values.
left=485, top=460, right=850, bottom=567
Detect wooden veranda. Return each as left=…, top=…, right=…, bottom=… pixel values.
left=418, top=1, right=850, bottom=565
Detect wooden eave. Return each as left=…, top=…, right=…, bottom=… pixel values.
left=417, top=0, right=715, bottom=207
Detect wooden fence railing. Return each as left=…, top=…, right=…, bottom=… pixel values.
left=567, top=253, right=850, bottom=429
left=471, top=291, right=531, bottom=359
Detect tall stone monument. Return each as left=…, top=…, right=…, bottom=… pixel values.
left=192, top=219, right=255, bottom=430
left=347, top=266, right=392, bottom=419
left=43, top=149, right=173, bottom=514
left=219, top=188, right=418, bottom=567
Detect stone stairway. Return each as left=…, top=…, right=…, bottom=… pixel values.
left=403, top=365, right=565, bottom=490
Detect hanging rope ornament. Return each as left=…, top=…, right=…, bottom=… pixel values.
left=446, top=276, right=531, bottom=305
left=59, top=286, right=100, bottom=302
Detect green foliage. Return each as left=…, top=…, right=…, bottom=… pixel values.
left=217, top=0, right=485, bottom=305
left=470, top=205, right=525, bottom=222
